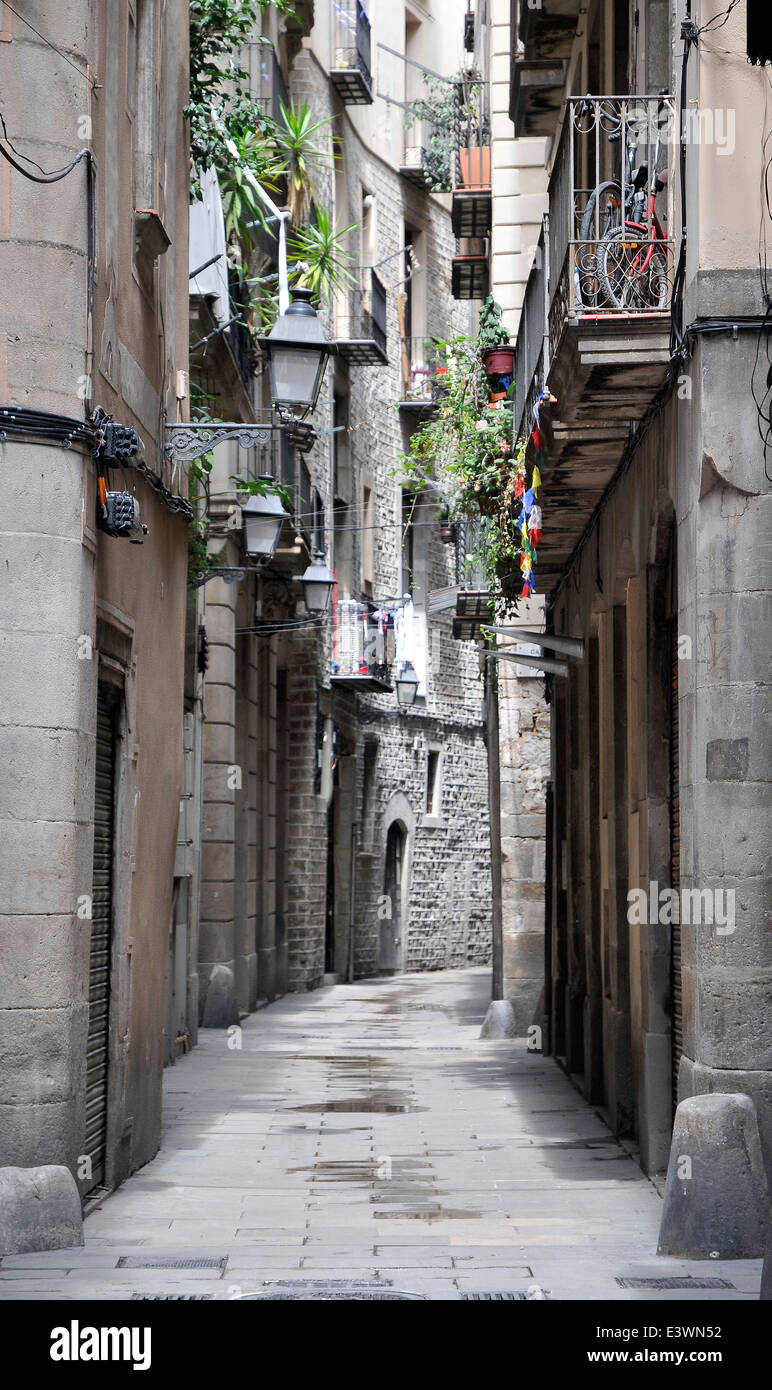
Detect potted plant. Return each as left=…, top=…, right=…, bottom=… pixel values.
left=437, top=505, right=456, bottom=544
left=477, top=296, right=516, bottom=383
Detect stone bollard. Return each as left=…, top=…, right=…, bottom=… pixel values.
left=479, top=1000, right=517, bottom=1039
left=657, top=1093, right=770, bottom=1259
left=0, top=1165, right=83, bottom=1255
left=201, top=963, right=237, bottom=1028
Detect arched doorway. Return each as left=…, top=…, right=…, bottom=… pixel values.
left=381, top=822, right=406, bottom=973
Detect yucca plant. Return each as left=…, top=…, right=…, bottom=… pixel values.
left=288, top=206, right=358, bottom=307
left=218, top=130, right=286, bottom=260
left=273, top=100, right=336, bottom=224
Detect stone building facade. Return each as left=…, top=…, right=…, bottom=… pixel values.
left=499, top=0, right=772, bottom=1189
left=0, top=2, right=191, bottom=1193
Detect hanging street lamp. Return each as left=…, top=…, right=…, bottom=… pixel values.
left=395, top=660, right=419, bottom=710
left=301, top=550, right=335, bottom=613
left=241, top=477, right=289, bottom=559
left=258, top=287, right=336, bottom=419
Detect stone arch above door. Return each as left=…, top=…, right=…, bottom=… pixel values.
left=380, top=793, right=416, bottom=974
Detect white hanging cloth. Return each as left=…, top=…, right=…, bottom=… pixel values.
left=394, top=595, right=415, bottom=666
left=189, top=166, right=230, bottom=324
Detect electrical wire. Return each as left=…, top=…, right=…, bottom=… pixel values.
left=0, top=120, right=89, bottom=183
left=696, top=0, right=741, bottom=37
left=0, top=1, right=95, bottom=86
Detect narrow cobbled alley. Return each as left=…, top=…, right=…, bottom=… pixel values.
left=1, top=971, right=762, bottom=1302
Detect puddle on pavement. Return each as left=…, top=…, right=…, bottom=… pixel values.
left=374, top=1207, right=482, bottom=1221
left=287, top=1095, right=426, bottom=1113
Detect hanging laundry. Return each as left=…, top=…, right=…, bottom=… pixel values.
left=394, top=595, right=416, bottom=666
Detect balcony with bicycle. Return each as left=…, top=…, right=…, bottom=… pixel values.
left=511, top=94, right=676, bottom=591
left=334, top=268, right=388, bottom=365
left=547, top=95, right=674, bottom=424
left=330, top=1, right=373, bottom=105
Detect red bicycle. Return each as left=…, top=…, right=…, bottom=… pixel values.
left=596, top=121, right=669, bottom=310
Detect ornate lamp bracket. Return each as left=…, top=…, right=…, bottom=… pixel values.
left=164, top=422, right=278, bottom=466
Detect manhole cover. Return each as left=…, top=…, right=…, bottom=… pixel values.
left=117, top=1256, right=226, bottom=1270
left=615, top=1277, right=735, bottom=1290
left=235, top=1281, right=424, bottom=1301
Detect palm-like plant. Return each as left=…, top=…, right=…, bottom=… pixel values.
left=218, top=129, right=285, bottom=259
left=273, top=100, right=336, bottom=224
left=288, top=206, right=358, bottom=306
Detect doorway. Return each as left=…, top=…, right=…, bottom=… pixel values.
left=85, top=681, right=119, bottom=1193
left=380, top=822, right=406, bottom=973
left=325, top=800, right=336, bottom=975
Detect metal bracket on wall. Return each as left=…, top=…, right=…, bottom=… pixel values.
left=164, top=418, right=317, bottom=465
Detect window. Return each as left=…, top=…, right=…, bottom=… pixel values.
left=361, top=480, right=374, bottom=593
left=425, top=747, right=442, bottom=820
left=311, top=488, right=325, bottom=552
left=362, top=737, right=378, bottom=850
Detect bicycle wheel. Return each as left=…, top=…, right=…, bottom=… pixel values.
left=597, top=226, right=669, bottom=310
left=578, top=182, right=622, bottom=307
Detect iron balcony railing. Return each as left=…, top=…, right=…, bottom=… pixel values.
left=335, top=267, right=387, bottom=361
left=333, top=599, right=393, bottom=682
left=243, top=39, right=289, bottom=121
left=402, top=116, right=453, bottom=191
left=514, top=219, right=550, bottom=443
left=227, top=270, right=257, bottom=396
left=331, top=1, right=372, bottom=102
left=451, top=73, right=491, bottom=290
left=398, top=336, right=448, bottom=405
left=548, top=93, right=675, bottom=345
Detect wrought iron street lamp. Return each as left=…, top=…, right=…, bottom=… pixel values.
left=241, top=477, right=289, bottom=559
left=395, top=660, right=419, bottom=710
left=258, top=288, right=336, bottom=418
left=301, top=550, right=335, bottom=612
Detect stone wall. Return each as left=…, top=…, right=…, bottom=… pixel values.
left=547, top=296, right=772, bottom=1176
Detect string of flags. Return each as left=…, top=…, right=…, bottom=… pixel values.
left=515, top=390, right=546, bottom=598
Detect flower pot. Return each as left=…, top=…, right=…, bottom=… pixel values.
left=439, top=522, right=456, bottom=544
left=459, top=145, right=491, bottom=189
left=482, top=345, right=516, bottom=378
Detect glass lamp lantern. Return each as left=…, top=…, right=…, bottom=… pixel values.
left=395, top=660, right=419, bottom=709
left=301, top=550, right=335, bottom=612
left=241, top=479, right=289, bottom=559
left=258, top=288, right=336, bottom=417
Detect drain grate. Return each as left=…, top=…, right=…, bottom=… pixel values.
left=117, top=1256, right=226, bottom=1270
left=236, top=1280, right=423, bottom=1301
left=132, top=1284, right=211, bottom=1295
left=615, top=1276, right=735, bottom=1290
left=461, top=1291, right=531, bottom=1301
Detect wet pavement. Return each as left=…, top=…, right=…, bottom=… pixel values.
left=0, top=968, right=762, bottom=1300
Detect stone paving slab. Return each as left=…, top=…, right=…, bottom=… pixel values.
left=3, top=968, right=763, bottom=1301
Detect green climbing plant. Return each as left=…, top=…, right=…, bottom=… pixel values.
left=395, top=312, right=526, bottom=596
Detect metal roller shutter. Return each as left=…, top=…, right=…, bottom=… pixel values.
left=86, top=685, right=117, bottom=1189
left=670, top=625, right=682, bottom=1108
